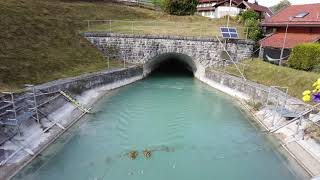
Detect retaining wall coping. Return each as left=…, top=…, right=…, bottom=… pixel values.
left=34, top=66, right=141, bottom=90
left=82, top=32, right=255, bottom=45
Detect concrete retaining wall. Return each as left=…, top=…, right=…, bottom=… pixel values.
left=35, top=66, right=143, bottom=93
left=204, top=70, right=308, bottom=111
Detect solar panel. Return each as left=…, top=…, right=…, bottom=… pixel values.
left=222, top=33, right=230, bottom=38
left=220, top=27, right=238, bottom=39
left=221, top=28, right=229, bottom=33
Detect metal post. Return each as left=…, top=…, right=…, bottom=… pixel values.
left=280, top=18, right=291, bottom=66
left=154, top=21, right=157, bottom=35
left=107, top=56, right=110, bottom=70
left=109, top=20, right=112, bottom=33
left=87, top=20, right=90, bottom=31
left=246, top=27, right=249, bottom=39
left=131, top=21, right=134, bottom=34
left=272, top=94, right=280, bottom=127
left=227, top=0, right=232, bottom=27
left=32, top=86, right=40, bottom=124
left=10, top=93, right=17, bottom=121
left=26, top=84, right=40, bottom=124
left=123, top=49, right=126, bottom=68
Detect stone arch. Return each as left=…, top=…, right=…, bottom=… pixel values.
left=143, top=52, right=205, bottom=78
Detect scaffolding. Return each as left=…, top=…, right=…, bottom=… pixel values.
left=262, top=86, right=295, bottom=128
left=0, top=87, right=66, bottom=166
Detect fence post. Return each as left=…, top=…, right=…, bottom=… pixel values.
left=246, top=27, right=249, bottom=40
left=154, top=21, right=157, bottom=35
left=131, top=21, right=134, bottom=34
left=200, top=23, right=203, bottom=38
left=109, top=20, right=112, bottom=33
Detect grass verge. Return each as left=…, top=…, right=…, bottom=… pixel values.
left=210, top=59, right=320, bottom=99
left=0, top=0, right=244, bottom=92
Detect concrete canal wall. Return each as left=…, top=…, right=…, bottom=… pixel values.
left=0, top=66, right=144, bottom=180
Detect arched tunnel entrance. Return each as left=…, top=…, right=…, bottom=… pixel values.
left=144, top=53, right=200, bottom=77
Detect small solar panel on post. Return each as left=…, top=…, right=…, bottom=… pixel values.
left=220, top=27, right=239, bottom=39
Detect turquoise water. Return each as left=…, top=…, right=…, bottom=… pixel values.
left=14, top=74, right=307, bottom=180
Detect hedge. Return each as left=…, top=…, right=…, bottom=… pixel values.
left=288, top=43, right=320, bottom=71
left=161, top=0, right=198, bottom=16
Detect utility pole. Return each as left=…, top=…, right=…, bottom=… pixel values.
left=279, top=17, right=292, bottom=66
left=227, top=0, right=232, bottom=27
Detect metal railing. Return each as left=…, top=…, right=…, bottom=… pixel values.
left=116, top=0, right=161, bottom=10
left=84, top=20, right=254, bottom=40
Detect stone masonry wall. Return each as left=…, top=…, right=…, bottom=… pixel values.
left=83, top=33, right=255, bottom=68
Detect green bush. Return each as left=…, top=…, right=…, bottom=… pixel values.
left=288, top=43, right=320, bottom=71
left=237, top=10, right=263, bottom=41
left=161, top=0, right=198, bottom=16
left=312, top=64, right=320, bottom=73
left=239, top=10, right=260, bottom=23
left=245, top=18, right=263, bottom=41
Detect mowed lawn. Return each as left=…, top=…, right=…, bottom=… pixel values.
left=0, top=0, right=244, bottom=92
left=87, top=19, right=246, bottom=38
left=210, top=59, right=320, bottom=99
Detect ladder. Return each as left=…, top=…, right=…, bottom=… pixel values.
left=59, top=91, right=90, bottom=113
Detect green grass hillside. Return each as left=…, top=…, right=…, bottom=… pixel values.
left=0, top=0, right=242, bottom=91
left=211, top=59, right=320, bottom=99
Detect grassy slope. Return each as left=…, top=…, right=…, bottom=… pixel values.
left=0, top=0, right=242, bottom=92
left=211, top=59, right=320, bottom=99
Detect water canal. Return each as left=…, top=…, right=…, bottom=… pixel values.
left=13, top=63, right=308, bottom=180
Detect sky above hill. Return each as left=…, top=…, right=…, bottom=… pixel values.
left=248, top=0, right=320, bottom=7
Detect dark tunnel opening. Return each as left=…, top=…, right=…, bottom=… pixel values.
left=150, top=56, right=194, bottom=77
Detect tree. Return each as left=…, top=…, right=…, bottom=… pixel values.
left=237, top=10, right=263, bottom=41
left=270, top=0, right=291, bottom=14
left=161, top=0, right=199, bottom=16
left=237, top=10, right=260, bottom=23
left=245, top=19, right=263, bottom=41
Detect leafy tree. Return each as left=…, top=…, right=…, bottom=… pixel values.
left=237, top=10, right=262, bottom=41
left=270, top=0, right=291, bottom=14
left=245, top=18, right=263, bottom=41
left=161, top=0, right=198, bottom=16
left=238, top=10, right=260, bottom=23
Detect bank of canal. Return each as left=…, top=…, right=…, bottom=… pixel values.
left=13, top=73, right=308, bottom=180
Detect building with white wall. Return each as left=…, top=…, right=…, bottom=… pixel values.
left=197, top=0, right=273, bottom=19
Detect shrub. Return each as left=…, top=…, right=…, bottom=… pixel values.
left=239, top=10, right=260, bottom=23
left=245, top=18, right=263, bottom=41
left=237, top=10, right=263, bottom=41
left=288, top=43, right=320, bottom=71
left=312, top=64, right=320, bottom=73
left=161, top=0, right=198, bottom=16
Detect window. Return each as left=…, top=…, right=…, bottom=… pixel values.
left=294, top=12, right=309, bottom=18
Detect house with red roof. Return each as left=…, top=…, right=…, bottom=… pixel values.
left=197, top=0, right=272, bottom=19
left=259, top=3, right=320, bottom=61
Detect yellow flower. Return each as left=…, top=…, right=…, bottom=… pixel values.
left=303, top=95, right=311, bottom=102
left=303, top=90, right=311, bottom=96
left=313, top=89, right=318, bottom=93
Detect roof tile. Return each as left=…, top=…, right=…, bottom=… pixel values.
left=263, top=3, right=320, bottom=26
left=259, top=32, right=320, bottom=48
